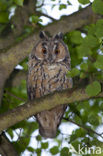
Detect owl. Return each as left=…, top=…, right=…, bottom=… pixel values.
left=27, top=31, right=72, bottom=138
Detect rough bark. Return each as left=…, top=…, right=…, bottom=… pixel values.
left=6, top=69, right=27, bottom=88
left=0, top=133, right=18, bottom=156
left=0, top=88, right=103, bottom=133
left=0, top=0, right=37, bottom=50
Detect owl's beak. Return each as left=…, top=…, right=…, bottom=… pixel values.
left=48, top=54, right=53, bottom=64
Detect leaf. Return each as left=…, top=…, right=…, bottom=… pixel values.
left=76, top=45, right=92, bottom=58
left=85, top=24, right=96, bottom=35
left=35, top=148, right=41, bottom=156
left=88, top=113, right=99, bottom=126
left=80, top=72, right=86, bottom=79
left=50, top=146, right=59, bottom=155
left=85, top=81, right=101, bottom=96
left=95, top=19, right=103, bottom=38
left=29, top=15, right=42, bottom=23
left=94, top=55, right=103, bottom=70
left=80, top=63, right=88, bottom=71
left=60, top=147, right=69, bottom=156
left=67, top=68, right=80, bottom=77
left=67, top=1, right=72, bottom=5
left=78, top=0, right=90, bottom=5
left=7, top=129, right=14, bottom=139
left=14, top=0, right=24, bottom=6
left=0, top=12, right=9, bottom=23
left=59, top=4, right=67, bottom=10
left=70, top=31, right=83, bottom=44
left=36, top=135, right=42, bottom=141
left=27, top=146, right=34, bottom=152
left=83, top=35, right=99, bottom=48
left=0, top=1, right=7, bottom=11
left=41, top=142, right=48, bottom=149
left=92, top=0, right=103, bottom=15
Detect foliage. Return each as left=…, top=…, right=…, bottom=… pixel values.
left=0, top=0, right=103, bottom=156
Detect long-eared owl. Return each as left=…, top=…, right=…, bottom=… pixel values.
left=27, top=31, right=72, bottom=138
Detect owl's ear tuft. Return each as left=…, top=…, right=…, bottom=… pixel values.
left=39, top=31, right=47, bottom=39
left=58, top=32, right=63, bottom=39
left=54, top=32, right=63, bottom=40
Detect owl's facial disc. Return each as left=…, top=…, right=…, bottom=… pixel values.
left=34, top=39, right=67, bottom=63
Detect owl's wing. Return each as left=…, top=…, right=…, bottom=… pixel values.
left=27, top=70, right=36, bottom=100
left=27, top=85, right=36, bottom=100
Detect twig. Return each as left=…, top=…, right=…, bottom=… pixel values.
left=37, top=11, right=56, bottom=21
left=36, top=0, right=45, bottom=8
left=6, top=91, right=26, bottom=102
left=63, top=118, right=103, bottom=139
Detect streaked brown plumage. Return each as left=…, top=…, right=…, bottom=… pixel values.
left=27, top=31, right=72, bottom=138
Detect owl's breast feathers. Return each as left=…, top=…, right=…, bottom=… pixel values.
left=27, top=61, right=72, bottom=99
left=27, top=59, right=72, bottom=138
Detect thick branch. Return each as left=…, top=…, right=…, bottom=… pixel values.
left=0, top=88, right=103, bottom=133
left=0, top=133, right=18, bottom=156
left=6, top=69, right=26, bottom=88
left=0, top=0, right=36, bottom=50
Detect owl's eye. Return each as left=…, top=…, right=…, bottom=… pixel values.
left=55, top=49, right=60, bottom=55
left=42, top=48, right=47, bottom=54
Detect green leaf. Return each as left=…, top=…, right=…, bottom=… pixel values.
left=67, top=1, right=72, bottom=5
left=7, top=129, right=14, bottom=139
left=59, top=4, right=67, bottom=10
left=27, top=146, right=34, bottom=152
left=78, top=0, right=90, bottom=5
left=67, top=68, right=80, bottom=77
left=35, top=148, right=41, bottom=156
left=0, top=12, right=9, bottom=23
left=50, top=146, right=59, bottom=155
left=36, top=135, right=42, bottom=141
left=95, top=19, right=103, bottom=38
left=76, top=45, right=92, bottom=58
left=85, top=81, right=101, bottom=96
left=80, top=63, right=88, bottom=71
left=60, top=147, right=69, bottom=156
left=29, top=15, right=42, bottom=23
left=14, top=0, right=24, bottom=6
left=41, top=142, right=48, bottom=149
left=70, top=31, right=83, bottom=44
left=94, top=55, right=103, bottom=70
left=80, top=72, right=86, bottom=79
left=83, top=35, right=99, bottom=48
left=88, top=113, right=99, bottom=125
left=0, top=1, right=7, bottom=11
left=85, top=24, right=96, bottom=35
left=92, top=0, right=103, bottom=15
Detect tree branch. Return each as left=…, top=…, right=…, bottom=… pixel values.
left=0, top=0, right=36, bottom=50
left=0, top=132, right=18, bottom=156
left=0, top=88, right=103, bottom=133
left=63, top=118, right=103, bottom=139
left=6, top=69, right=26, bottom=88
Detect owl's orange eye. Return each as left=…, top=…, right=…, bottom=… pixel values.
left=42, top=48, right=47, bottom=54
left=55, top=49, right=60, bottom=55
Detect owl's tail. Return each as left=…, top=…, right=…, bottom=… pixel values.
left=36, top=105, right=67, bottom=138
